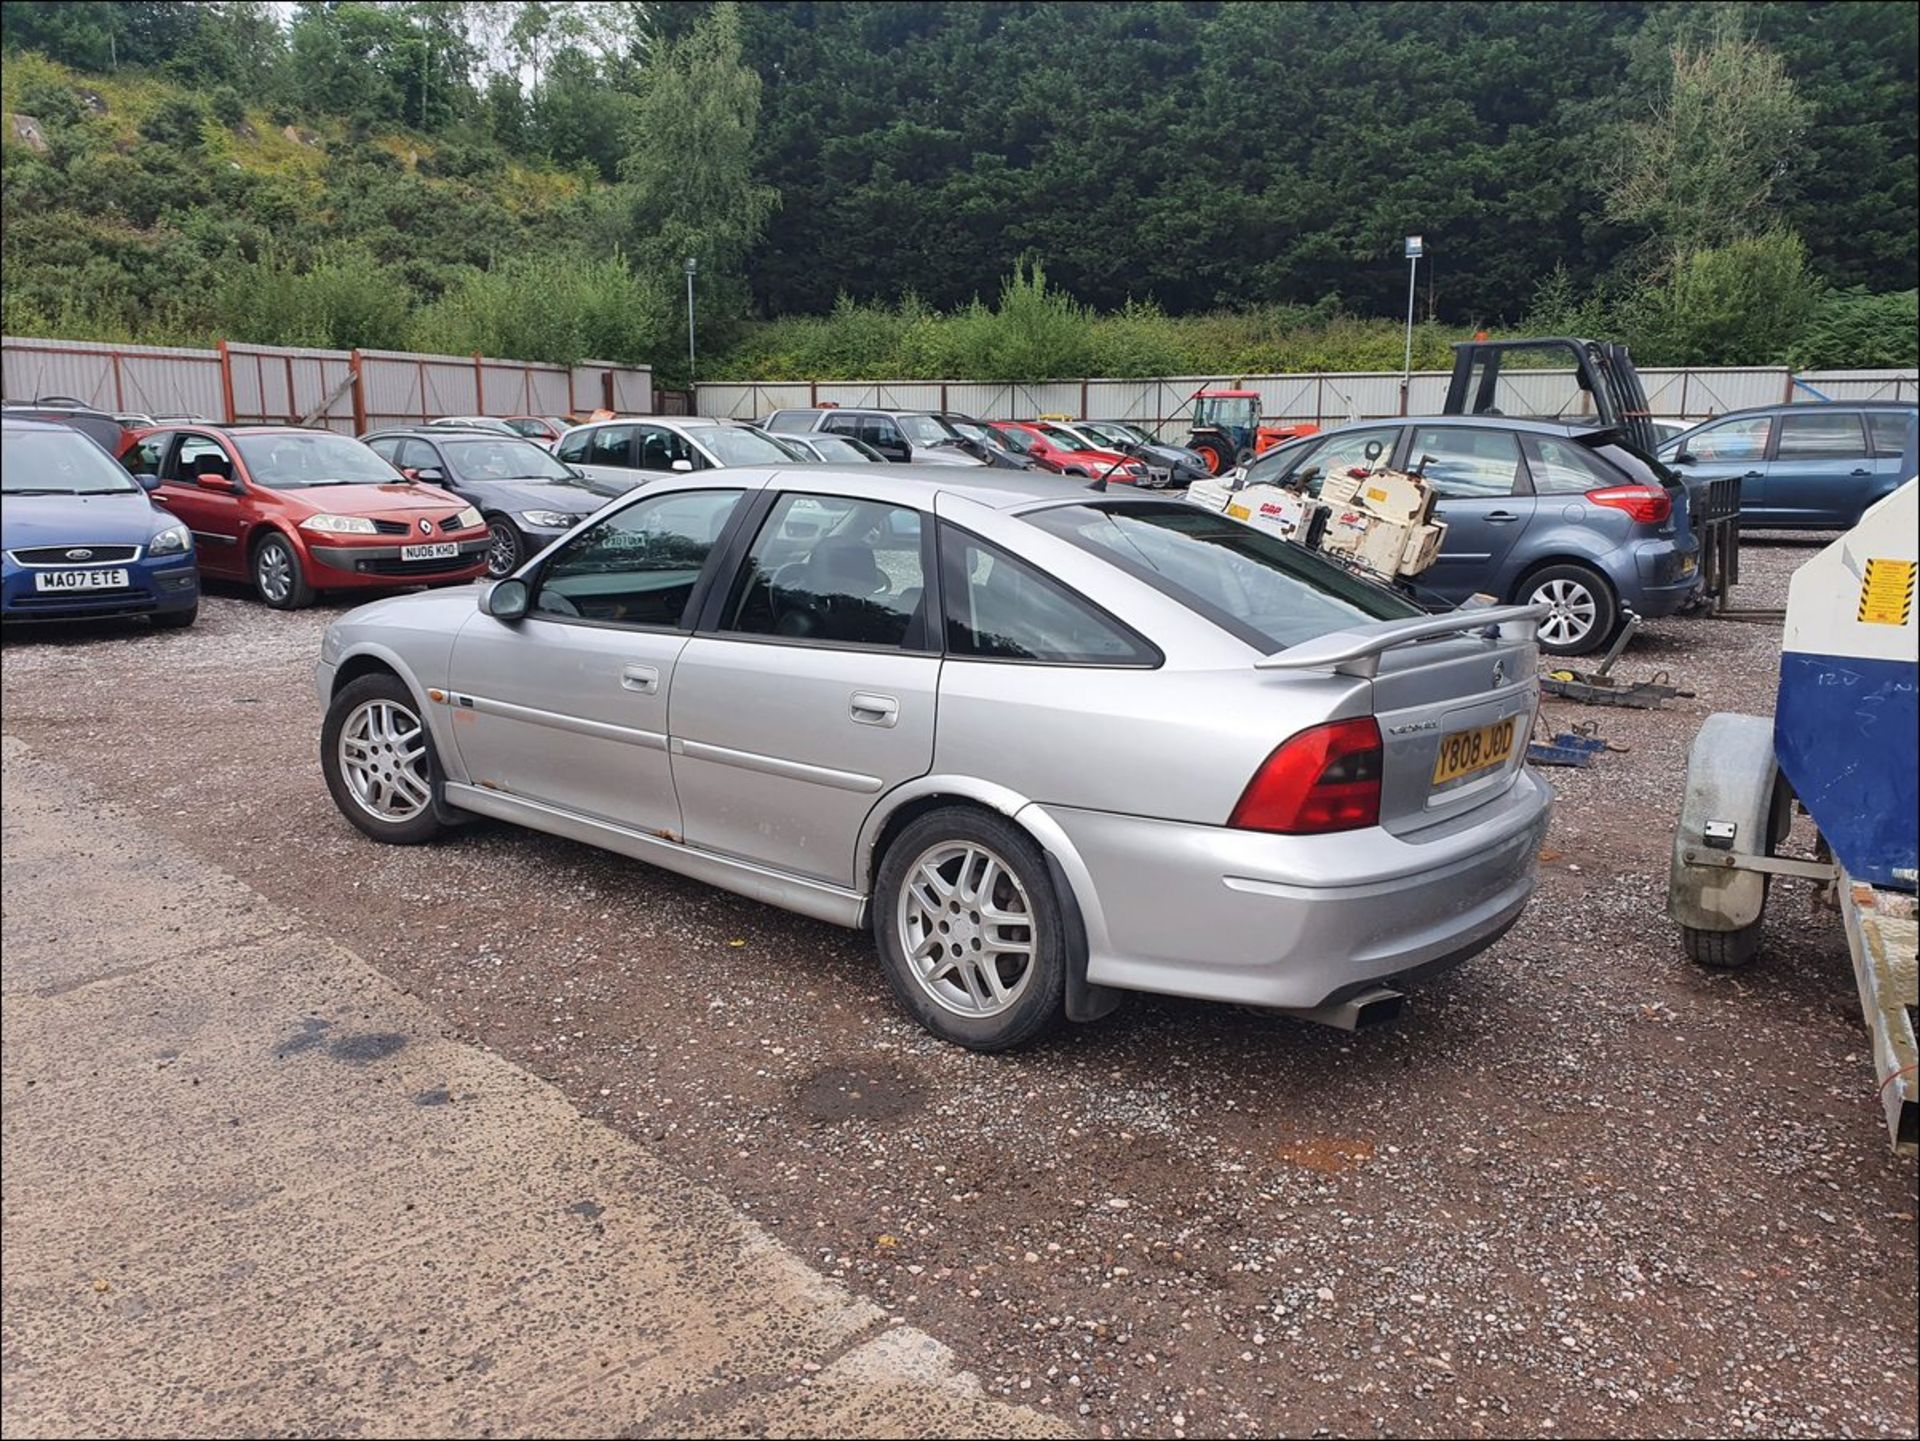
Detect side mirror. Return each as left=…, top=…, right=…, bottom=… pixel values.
left=669, top=458, right=693, bottom=473
left=134, top=472, right=162, bottom=492
left=414, top=467, right=447, bottom=483
left=195, top=469, right=238, bottom=492
left=1670, top=450, right=1694, bottom=466
left=482, top=577, right=530, bottom=620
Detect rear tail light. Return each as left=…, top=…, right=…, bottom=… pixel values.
left=1228, top=717, right=1383, bottom=834
left=1584, top=485, right=1671, bottom=524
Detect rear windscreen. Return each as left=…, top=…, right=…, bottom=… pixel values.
left=1026, top=500, right=1420, bottom=653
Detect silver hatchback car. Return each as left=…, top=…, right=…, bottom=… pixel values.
left=316, top=466, right=1552, bottom=1050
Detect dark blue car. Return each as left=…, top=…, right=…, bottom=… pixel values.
left=1660, top=401, right=1917, bottom=530
left=2, top=418, right=200, bottom=628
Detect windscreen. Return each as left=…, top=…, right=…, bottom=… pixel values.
left=1027, top=500, right=1420, bottom=652
left=1, top=427, right=141, bottom=495
left=234, top=432, right=401, bottom=489
left=683, top=425, right=795, bottom=466
left=441, top=437, right=574, bottom=482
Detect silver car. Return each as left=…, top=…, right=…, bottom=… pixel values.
left=315, top=466, right=1552, bottom=1050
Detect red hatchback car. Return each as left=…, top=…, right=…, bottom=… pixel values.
left=989, top=421, right=1147, bottom=482
left=118, top=425, right=489, bottom=608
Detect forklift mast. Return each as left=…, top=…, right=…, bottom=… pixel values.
left=1444, top=337, right=1660, bottom=457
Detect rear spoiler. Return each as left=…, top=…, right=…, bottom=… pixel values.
left=1255, top=602, right=1549, bottom=678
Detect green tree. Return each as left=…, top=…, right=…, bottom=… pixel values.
left=618, top=0, right=777, bottom=370
left=1605, top=11, right=1813, bottom=259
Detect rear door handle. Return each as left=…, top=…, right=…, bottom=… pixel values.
left=1742, top=470, right=1765, bottom=478
left=1486, top=510, right=1521, bottom=523
left=850, top=692, right=899, bottom=727
left=1850, top=468, right=1871, bottom=476
left=620, top=663, right=660, bottom=694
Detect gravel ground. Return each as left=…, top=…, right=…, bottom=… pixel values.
left=3, top=547, right=1915, bottom=1441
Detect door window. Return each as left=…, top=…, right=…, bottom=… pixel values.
left=721, top=493, right=931, bottom=650
left=634, top=424, right=701, bottom=472
left=364, top=436, right=402, bottom=464
left=585, top=425, right=634, bottom=468
left=1679, top=416, right=1771, bottom=462
left=1407, top=427, right=1524, bottom=498
left=532, top=488, right=743, bottom=627
left=941, top=529, right=1157, bottom=665
left=173, top=434, right=236, bottom=483
left=1291, top=427, right=1401, bottom=492
left=555, top=430, right=589, bottom=463
left=395, top=438, right=442, bottom=472
left=121, top=433, right=172, bottom=476
left=859, top=416, right=904, bottom=449
left=1524, top=435, right=1617, bottom=495
left=1867, top=412, right=1915, bottom=455
left=1776, top=411, right=1868, bottom=459
left=994, top=426, right=1036, bottom=455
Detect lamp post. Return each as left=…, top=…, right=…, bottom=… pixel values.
left=684, top=256, right=698, bottom=389
left=1401, top=235, right=1423, bottom=415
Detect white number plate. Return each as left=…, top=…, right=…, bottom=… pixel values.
left=34, top=569, right=129, bottom=591
left=401, top=542, right=458, bottom=561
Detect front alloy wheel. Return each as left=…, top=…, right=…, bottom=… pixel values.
left=338, top=697, right=432, bottom=823
left=485, top=518, right=523, bottom=578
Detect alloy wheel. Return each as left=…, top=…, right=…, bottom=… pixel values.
left=485, top=520, right=520, bottom=578
left=895, top=841, right=1037, bottom=1018
left=1533, top=576, right=1599, bottom=648
left=337, top=698, right=431, bottom=823
left=257, top=541, right=293, bottom=604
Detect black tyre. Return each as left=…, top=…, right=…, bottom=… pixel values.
left=873, top=806, right=1066, bottom=1051
left=253, top=531, right=315, bottom=609
left=151, top=605, right=198, bottom=630
left=1521, top=562, right=1618, bottom=657
left=320, top=672, right=446, bottom=845
left=484, top=516, right=524, bottom=578
left=1681, top=919, right=1763, bottom=969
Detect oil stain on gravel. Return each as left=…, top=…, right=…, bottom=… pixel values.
left=274, top=1018, right=408, bottom=1066
left=795, top=1064, right=927, bottom=1124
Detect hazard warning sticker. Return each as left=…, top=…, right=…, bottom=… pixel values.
left=1858, top=558, right=1916, bottom=625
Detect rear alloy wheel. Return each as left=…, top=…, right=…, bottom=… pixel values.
left=254, top=532, right=314, bottom=609
left=875, top=807, right=1065, bottom=1050
left=485, top=517, right=524, bottom=578
left=320, top=673, right=445, bottom=845
left=1524, top=563, right=1617, bottom=657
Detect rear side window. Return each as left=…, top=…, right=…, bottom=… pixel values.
left=764, top=410, right=817, bottom=434
left=1407, top=427, right=1524, bottom=498
left=1867, top=412, right=1915, bottom=455
left=722, top=493, right=931, bottom=650
left=1776, top=411, right=1868, bottom=459
left=941, top=528, right=1156, bottom=666
left=1029, top=501, right=1419, bottom=654
left=1524, top=435, right=1618, bottom=494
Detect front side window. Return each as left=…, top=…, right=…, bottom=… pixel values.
left=395, top=438, right=443, bottom=472
left=555, top=430, right=589, bottom=463
left=1291, top=427, right=1401, bottom=492
left=232, top=432, right=399, bottom=489
left=3, top=427, right=141, bottom=495
left=634, top=425, right=700, bottom=473
left=1406, top=427, right=1523, bottom=498
left=1867, top=411, right=1915, bottom=455
left=858, top=416, right=903, bottom=448
left=721, top=493, right=930, bottom=649
left=1029, top=500, right=1419, bottom=653
left=532, top=488, right=743, bottom=626
left=1525, top=435, right=1617, bottom=495
left=942, top=529, right=1156, bottom=665
left=1776, top=411, right=1868, bottom=459
left=994, top=425, right=1036, bottom=455
left=1675, top=415, right=1771, bottom=463
left=175, top=434, right=240, bottom=483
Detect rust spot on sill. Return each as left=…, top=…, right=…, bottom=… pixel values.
left=477, top=779, right=507, bottom=792
left=652, top=828, right=680, bottom=843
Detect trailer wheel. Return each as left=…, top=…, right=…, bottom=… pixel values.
left=1680, top=917, right=1763, bottom=969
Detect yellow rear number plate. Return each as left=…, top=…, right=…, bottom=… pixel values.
left=1432, top=716, right=1518, bottom=788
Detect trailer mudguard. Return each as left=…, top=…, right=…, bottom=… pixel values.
left=1668, top=713, right=1782, bottom=932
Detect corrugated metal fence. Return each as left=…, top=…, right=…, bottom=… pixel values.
left=2, top=335, right=653, bottom=433
left=695, top=368, right=1918, bottom=440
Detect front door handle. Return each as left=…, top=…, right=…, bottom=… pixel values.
left=620, top=663, right=660, bottom=694
left=1850, top=468, right=1871, bottom=476
left=1485, top=510, right=1521, bottom=523
left=1742, top=470, right=1765, bottom=479
left=850, top=692, right=899, bottom=727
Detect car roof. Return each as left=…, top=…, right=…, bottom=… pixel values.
left=1680, top=400, right=1917, bottom=421
left=1310, top=414, right=1618, bottom=439
left=1, top=417, right=77, bottom=433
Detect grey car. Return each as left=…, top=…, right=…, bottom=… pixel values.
left=363, top=428, right=617, bottom=577
left=1659, top=401, right=1917, bottom=530
left=555, top=416, right=798, bottom=490
left=1240, top=416, right=1701, bottom=655
left=764, top=408, right=987, bottom=466
left=315, top=465, right=1552, bottom=1050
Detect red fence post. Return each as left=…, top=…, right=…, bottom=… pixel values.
left=284, top=355, right=297, bottom=422
left=601, top=370, right=615, bottom=411
left=349, top=349, right=367, bottom=434
left=473, top=351, right=486, bottom=413
left=1080, top=378, right=1088, bottom=419
left=418, top=360, right=429, bottom=422
left=217, top=339, right=237, bottom=423
left=110, top=351, right=125, bottom=411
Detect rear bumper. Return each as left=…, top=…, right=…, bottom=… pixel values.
left=1611, top=539, right=1701, bottom=617
left=1041, top=769, right=1551, bottom=1009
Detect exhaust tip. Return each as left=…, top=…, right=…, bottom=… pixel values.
left=1281, top=985, right=1405, bottom=1032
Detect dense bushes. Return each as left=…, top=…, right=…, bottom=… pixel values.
left=408, top=253, right=670, bottom=368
